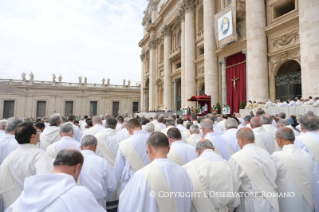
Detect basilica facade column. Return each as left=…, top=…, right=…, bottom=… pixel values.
left=178, top=9, right=186, bottom=108
left=299, top=0, right=319, bottom=97
left=246, top=0, right=268, bottom=101
left=140, top=53, right=145, bottom=111
left=148, top=39, right=157, bottom=110
left=183, top=0, right=196, bottom=107
left=219, top=58, right=227, bottom=107
left=162, top=25, right=172, bottom=110
left=203, top=0, right=219, bottom=105
left=173, top=79, right=177, bottom=110
left=241, top=49, right=248, bottom=100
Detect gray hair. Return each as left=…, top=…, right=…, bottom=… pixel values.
left=277, top=119, right=291, bottom=126
left=60, top=122, right=74, bottom=134
left=276, top=127, right=295, bottom=142
left=122, top=117, right=130, bottom=127
left=299, top=114, right=319, bottom=131
left=196, top=139, right=214, bottom=151
left=81, top=135, right=97, bottom=147
left=145, top=123, right=155, bottom=134
left=5, top=117, right=23, bottom=133
left=260, top=114, right=273, bottom=124
left=237, top=128, right=255, bottom=143
left=278, top=112, right=286, bottom=119
left=244, top=115, right=252, bottom=123
left=54, top=149, right=84, bottom=166
left=225, top=118, right=238, bottom=129
left=0, top=119, right=8, bottom=128
left=100, top=115, right=105, bottom=120
left=92, top=116, right=102, bottom=124
left=106, top=117, right=117, bottom=129
left=190, top=124, right=200, bottom=133
left=49, top=113, right=62, bottom=126
left=200, top=118, right=214, bottom=130
left=147, top=132, right=169, bottom=148
left=165, top=119, right=175, bottom=127
left=250, top=117, right=262, bottom=128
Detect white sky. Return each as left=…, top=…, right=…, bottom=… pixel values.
left=0, top=0, right=148, bottom=85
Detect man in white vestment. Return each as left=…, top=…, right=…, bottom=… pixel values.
left=277, top=119, right=300, bottom=136
left=206, top=114, right=224, bottom=135
left=113, top=119, right=150, bottom=192
left=117, top=117, right=130, bottom=141
left=201, top=118, right=231, bottom=160
left=287, top=99, right=296, bottom=107
left=0, top=120, right=7, bottom=139
left=229, top=128, right=278, bottom=212
left=271, top=127, right=314, bottom=212
left=250, top=117, right=274, bottom=154
left=176, top=118, right=187, bottom=133
left=244, top=115, right=252, bottom=129
left=161, top=119, right=176, bottom=136
left=0, top=122, right=53, bottom=209
left=307, top=96, right=315, bottom=105
left=79, top=135, right=117, bottom=210
left=191, top=114, right=199, bottom=126
left=145, top=123, right=155, bottom=138
left=81, top=116, right=105, bottom=139
left=80, top=115, right=89, bottom=131
left=184, top=139, right=240, bottom=211
left=116, top=116, right=124, bottom=132
left=217, top=115, right=228, bottom=133
left=118, top=132, right=193, bottom=212
left=182, top=122, right=192, bottom=143
left=151, top=114, right=159, bottom=125
left=312, top=97, right=319, bottom=107
left=235, top=113, right=245, bottom=127
left=265, top=99, right=274, bottom=108
left=167, top=128, right=198, bottom=166
left=221, top=118, right=240, bottom=154
left=67, top=115, right=81, bottom=142
left=40, top=113, right=62, bottom=150
left=0, top=117, right=23, bottom=165
left=6, top=149, right=105, bottom=212
left=154, top=115, right=166, bottom=132
left=294, top=114, right=319, bottom=211
left=46, top=123, right=81, bottom=159
left=186, top=125, right=201, bottom=146
left=261, top=114, right=281, bottom=151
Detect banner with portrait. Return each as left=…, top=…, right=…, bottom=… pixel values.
left=214, top=1, right=237, bottom=49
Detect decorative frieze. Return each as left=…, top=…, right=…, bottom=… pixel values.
left=161, top=25, right=172, bottom=36
left=148, top=40, right=158, bottom=49
left=272, top=30, right=299, bottom=49
left=182, top=0, right=196, bottom=13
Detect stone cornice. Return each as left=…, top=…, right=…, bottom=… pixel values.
left=265, top=12, right=299, bottom=35
left=138, top=33, right=150, bottom=47
left=161, top=25, right=172, bottom=36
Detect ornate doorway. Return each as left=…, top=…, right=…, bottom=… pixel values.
left=275, top=60, right=301, bottom=101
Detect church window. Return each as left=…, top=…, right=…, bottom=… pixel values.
left=65, top=101, right=73, bottom=117
left=274, top=0, right=295, bottom=19
left=36, top=101, right=46, bottom=117
left=90, top=101, right=98, bottom=116
left=3, top=100, right=14, bottom=118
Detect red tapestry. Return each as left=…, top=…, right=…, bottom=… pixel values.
left=226, top=52, right=246, bottom=114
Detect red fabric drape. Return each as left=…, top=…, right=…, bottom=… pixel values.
left=226, top=53, right=246, bottom=114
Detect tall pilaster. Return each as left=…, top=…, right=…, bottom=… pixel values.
left=246, top=0, right=268, bottom=101
left=178, top=9, right=186, bottom=108
left=140, top=53, right=145, bottom=111
left=148, top=39, right=157, bottom=110
left=173, top=79, right=177, bottom=110
left=183, top=0, right=196, bottom=107
left=219, top=58, right=227, bottom=106
left=241, top=49, right=248, bottom=100
left=162, top=25, right=172, bottom=110
left=299, top=0, right=319, bottom=97
left=203, top=0, right=219, bottom=105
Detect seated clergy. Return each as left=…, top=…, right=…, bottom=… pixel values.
left=40, top=113, right=62, bottom=150
left=79, top=135, right=117, bottom=210
left=261, top=114, right=281, bottom=151
left=117, top=117, right=130, bottom=141
left=67, top=115, right=82, bottom=142
left=145, top=123, right=155, bottom=138
left=277, top=119, right=300, bottom=136
left=161, top=119, right=176, bottom=136
left=118, top=132, right=193, bottom=212
left=6, top=149, right=105, bottom=212
left=221, top=118, right=240, bottom=155
left=46, top=123, right=81, bottom=159
left=186, top=125, right=202, bottom=147
left=250, top=117, right=274, bottom=154
left=167, top=128, right=198, bottom=166
left=228, top=128, right=278, bottom=212
left=81, top=116, right=105, bottom=139
left=271, top=128, right=314, bottom=212
left=154, top=115, right=166, bottom=132
left=184, top=139, right=240, bottom=212
left=182, top=122, right=192, bottom=143
left=176, top=118, right=187, bottom=133
left=113, top=119, right=150, bottom=192
left=0, top=122, right=53, bottom=210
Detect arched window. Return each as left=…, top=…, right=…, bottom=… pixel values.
left=178, top=31, right=182, bottom=46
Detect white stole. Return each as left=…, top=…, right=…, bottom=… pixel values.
left=254, top=136, right=267, bottom=151
left=46, top=143, right=57, bottom=159
left=205, top=137, right=221, bottom=156
left=95, top=132, right=116, bottom=169
left=87, top=127, right=98, bottom=136
left=40, top=136, right=51, bottom=149
left=232, top=151, right=279, bottom=212
left=167, top=146, right=184, bottom=166
left=119, top=138, right=145, bottom=172
left=275, top=152, right=314, bottom=209
left=299, top=134, right=319, bottom=165
left=141, top=162, right=178, bottom=212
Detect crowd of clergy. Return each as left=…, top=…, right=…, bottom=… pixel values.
left=0, top=108, right=318, bottom=212
left=245, top=96, right=319, bottom=109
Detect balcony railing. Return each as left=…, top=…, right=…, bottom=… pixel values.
left=169, top=46, right=181, bottom=62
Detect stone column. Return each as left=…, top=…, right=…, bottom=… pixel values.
left=241, top=49, right=248, bottom=100
left=246, top=0, right=268, bottom=101
left=299, top=0, right=319, bottom=97
left=148, top=39, right=157, bottom=110
left=173, top=79, right=177, bottom=110
left=184, top=0, right=196, bottom=107
left=162, top=25, right=172, bottom=110
left=204, top=0, right=219, bottom=105
left=140, top=53, right=145, bottom=111
left=178, top=9, right=186, bottom=108
left=219, top=58, right=227, bottom=106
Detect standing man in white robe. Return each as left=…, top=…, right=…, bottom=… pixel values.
left=201, top=118, right=231, bottom=160
left=221, top=118, right=240, bottom=154
left=167, top=128, right=198, bottom=166
left=79, top=135, right=117, bottom=211
left=161, top=119, right=175, bottom=135
left=116, top=116, right=124, bottom=132
left=0, top=122, right=53, bottom=210
left=6, top=149, right=105, bottom=212
left=117, top=117, right=130, bottom=141
left=272, top=127, right=314, bottom=212
left=186, top=125, right=201, bottom=146
left=176, top=118, right=187, bottom=133
left=113, top=119, right=150, bottom=192
left=118, top=132, right=193, bottom=212
left=184, top=139, right=240, bottom=211
left=229, top=128, right=279, bottom=212
left=67, top=115, right=81, bottom=142
left=0, top=120, right=7, bottom=139
left=154, top=115, right=166, bottom=132
left=81, top=116, right=105, bottom=139
left=250, top=117, right=274, bottom=154
left=0, top=117, right=23, bottom=164
left=294, top=114, right=319, bottom=212
left=40, top=113, right=62, bottom=150
left=46, top=123, right=81, bottom=159
left=261, top=114, right=281, bottom=151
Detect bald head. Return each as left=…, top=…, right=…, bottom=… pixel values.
left=236, top=127, right=255, bottom=149
left=196, top=139, right=214, bottom=155
left=92, top=116, right=102, bottom=125
left=250, top=117, right=262, bottom=129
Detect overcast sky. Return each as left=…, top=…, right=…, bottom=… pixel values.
left=0, top=0, right=147, bottom=86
